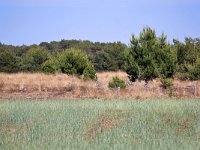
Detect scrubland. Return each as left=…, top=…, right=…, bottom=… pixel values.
left=0, top=72, right=199, bottom=99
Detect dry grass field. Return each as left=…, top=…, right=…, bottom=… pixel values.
left=0, top=71, right=199, bottom=99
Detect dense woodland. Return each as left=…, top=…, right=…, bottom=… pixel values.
left=0, top=27, right=200, bottom=81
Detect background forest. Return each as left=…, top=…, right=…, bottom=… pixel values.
left=0, top=27, right=200, bottom=82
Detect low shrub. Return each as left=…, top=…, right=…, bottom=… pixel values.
left=59, top=49, right=97, bottom=80
left=160, top=78, right=173, bottom=89
left=189, top=62, right=200, bottom=80
left=83, top=64, right=97, bottom=80
left=176, top=72, right=190, bottom=81
left=160, top=78, right=174, bottom=97
left=108, top=76, right=126, bottom=89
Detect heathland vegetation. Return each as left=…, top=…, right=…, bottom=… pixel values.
left=1, top=27, right=200, bottom=83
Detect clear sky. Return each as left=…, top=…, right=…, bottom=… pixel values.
left=0, top=0, right=200, bottom=45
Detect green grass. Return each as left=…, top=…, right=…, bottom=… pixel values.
left=0, top=99, right=200, bottom=150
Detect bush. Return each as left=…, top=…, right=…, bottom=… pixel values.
left=176, top=72, right=190, bottom=81
left=83, top=64, right=97, bottom=80
left=42, top=59, right=57, bottom=74
left=160, top=78, right=173, bottom=89
left=22, top=47, right=49, bottom=72
left=0, top=50, right=21, bottom=73
left=188, top=62, right=200, bottom=80
left=59, top=49, right=97, bottom=80
left=108, top=76, right=126, bottom=89
left=176, top=61, right=200, bottom=81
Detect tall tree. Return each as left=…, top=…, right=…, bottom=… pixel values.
left=126, top=27, right=177, bottom=82
left=93, top=42, right=128, bottom=71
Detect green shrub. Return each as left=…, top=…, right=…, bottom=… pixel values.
left=59, top=48, right=97, bottom=80
left=108, top=76, right=126, bottom=89
left=188, top=62, right=200, bottom=80
left=42, top=59, right=57, bottom=74
left=22, top=47, right=49, bottom=72
left=83, top=64, right=97, bottom=80
left=0, top=50, right=21, bottom=73
left=176, top=72, right=190, bottom=81
left=160, top=78, right=173, bottom=89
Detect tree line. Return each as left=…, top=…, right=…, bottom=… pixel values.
left=0, top=27, right=200, bottom=82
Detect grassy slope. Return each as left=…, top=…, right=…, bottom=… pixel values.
left=0, top=99, right=200, bottom=150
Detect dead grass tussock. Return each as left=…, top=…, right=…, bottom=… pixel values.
left=84, top=109, right=126, bottom=138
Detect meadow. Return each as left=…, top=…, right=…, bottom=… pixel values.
left=0, top=99, right=200, bottom=150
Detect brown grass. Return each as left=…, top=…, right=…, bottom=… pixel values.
left=0, top=71, right=199, bottom=99
left=84, top=109, right=126, bottom=138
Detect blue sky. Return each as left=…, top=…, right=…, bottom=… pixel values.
left=0, top=0, right=200, bottom=45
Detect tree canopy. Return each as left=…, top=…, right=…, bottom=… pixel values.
left=126, top=27, right=177, bottom=82
left=0, top=27, right=200, bottom=81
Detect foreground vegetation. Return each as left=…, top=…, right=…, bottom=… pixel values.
left=0, top=99, right=200, bottom=150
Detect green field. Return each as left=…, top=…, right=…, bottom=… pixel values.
left=0, top=99, right=200, bottom=150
